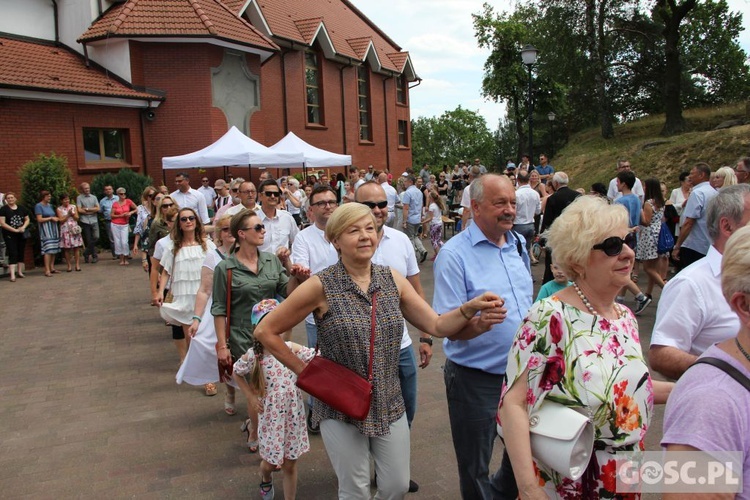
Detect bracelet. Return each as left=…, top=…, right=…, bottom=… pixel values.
left=459, top=304, right=473, bottom=321
left=419, top=337, right=433, bottom=346
left=191, top=315, right=202, bottom=322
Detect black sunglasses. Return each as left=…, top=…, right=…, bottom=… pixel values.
left=241, top=224, right=265, bottom=232
left=360, top=200, right=388, bottom=210
left=592, top=236, right=626, bottom=256
left=179, top=215, right=197, bottom=222
left=161, top=203, right=174, bottom=208
left=263, top=191, right=281, bottom=197
left=231, top=188, right=239, bottom=193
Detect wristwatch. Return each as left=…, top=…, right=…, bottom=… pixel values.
left=419, top=337, right=433, bottom=346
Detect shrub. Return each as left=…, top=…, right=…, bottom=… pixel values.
left=90, top=169, right=154, bottom=204
left=18, top=153, right=76, bottom=212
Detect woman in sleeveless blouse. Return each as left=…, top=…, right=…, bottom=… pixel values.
left=255, top=203, right=504, bottom=499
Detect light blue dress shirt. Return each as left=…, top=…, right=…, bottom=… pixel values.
left=683, top=181, right=718, bottom=255
left=401, top=185, right=423, bottom=224
left=432, top=223, right=533, bottom=374
left=99, top=195, right=117, bottom=220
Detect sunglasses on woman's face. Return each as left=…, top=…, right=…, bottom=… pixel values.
left=360, top=200, right=388, bottom=210
left=592, top=236, right=626, bottom=256
left=161, top=203, right=174, bottom=209
left=241, top=224, right=265, bottom=232
left=220, top=227, right=231, bottom=232
left=180, top=215, right=197, bottom=222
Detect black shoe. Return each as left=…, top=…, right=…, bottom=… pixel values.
left=307, top=409, right=320, bottom=434
left=419, top=251, right=427, bottom=263
left=634, top=294, right=652, bottom=315
left=408, top=479, right=419, bottom=493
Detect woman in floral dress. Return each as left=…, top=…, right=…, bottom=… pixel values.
left=498, top=196, right=673, bottom=499
left=636, top=178, right=667, bottom=300
left=56, top=193, right=83, bottom=272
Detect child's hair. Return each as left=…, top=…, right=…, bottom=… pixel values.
left=249, top=338, right=266, bottom=398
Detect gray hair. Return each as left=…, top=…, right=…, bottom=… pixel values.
left=707, top=184, right=750, bottom=241
left=722, top=225, right=750, bottom=305
left=470, top=165, right=481, bottom=177
left=229, top=177, right=245, bottom=189
left=552, top=172, right=569, bottom=186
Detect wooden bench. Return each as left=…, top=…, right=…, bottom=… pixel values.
left=442, top=216, right=456, bottom=239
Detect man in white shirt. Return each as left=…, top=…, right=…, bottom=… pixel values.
left=197, top=176, right=217, bottom=216
left=460, top=166, right=482, bottom=231
left=512, top=170, right=541, bottom=267
left=649, top=184, right=750, bottom=379
left=290, top=184, right=339, bottom=434
left=356, top=180, right=432, bottom=493
left=606, top=159, right=644, bottom=203
left=256, top=179, right=298, bottom=258
left=379, top=172, right=398, bottom=228
left=364, top=165, right=376, bottom=181
left=170, top=172, right=210, bottom=224
left=349, top=166, right=365, bottom=190
left=226, top=181, right=260, bottom=217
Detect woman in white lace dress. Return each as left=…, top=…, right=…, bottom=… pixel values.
left=636, top=178, right=667, bottom=300
left=156, top=207, right=215, bottom=363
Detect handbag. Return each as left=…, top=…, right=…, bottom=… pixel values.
left=296, top=292, right=377, bottom=421
left=217, top=268, right=234, bottom=383
left=657, top=221, right=674, bottom=254
left=71, top=224, right=82, bottom=235
left=497, top=400, right=594, bottom=480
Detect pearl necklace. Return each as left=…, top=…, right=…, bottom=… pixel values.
left=573, top=282, right=624, bottom=319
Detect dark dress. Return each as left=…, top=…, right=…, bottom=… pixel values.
left=0, top=204, right=29, bottom=264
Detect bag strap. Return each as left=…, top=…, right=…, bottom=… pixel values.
left=367, top=292, right=378, bottom=384
left=226, top=268, right=232, bottom=346
left=691, top=357, right=750, bottom=391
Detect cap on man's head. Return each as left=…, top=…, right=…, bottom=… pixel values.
left=214, top=179, right=226, bottom=189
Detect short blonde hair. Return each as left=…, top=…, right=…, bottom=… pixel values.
left=721, top=225, right=750, bottom=308
left=325, top=203, right=376, bottom=247
left=715, top=166, right=738, bottom=187
left=214, top=214, right=233, bottom=246
left=546, top=196, right=629, bottom=280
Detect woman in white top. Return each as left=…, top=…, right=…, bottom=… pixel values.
left=284, top=177, right=303, bottom=226
left=421, top=190, right=445, bottom=261
left=669, top=171, right=691, bottom=237
left=179, top=214, right=238, bottom=409
left=156, top=207, right=216, bottom=363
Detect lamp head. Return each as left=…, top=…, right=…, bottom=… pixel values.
left=521, top=44, right=538, bottom=66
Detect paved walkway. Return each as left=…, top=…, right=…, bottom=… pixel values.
left=0, top=253, right=665, bottom=498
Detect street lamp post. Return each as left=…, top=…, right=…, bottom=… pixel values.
left=521, top=45, right=538, bottom=165
left=548, top=111, right=556, bottom=157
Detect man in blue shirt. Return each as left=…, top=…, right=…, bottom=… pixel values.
left=534, top=153, right=555, bottom=182
left=433, top=174, right=533, bottom=499
left=672, top=163, right=718, bottom=271
left=401, top=174, right=427, bottom=262
left=99, top=185, right=118, bottom=259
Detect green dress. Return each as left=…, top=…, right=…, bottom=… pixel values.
left=211, top=251, right=289, bottom=359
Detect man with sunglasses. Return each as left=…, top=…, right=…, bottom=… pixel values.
left=290, top=185, right=340, bottom=434
left=213, top=179, right=231, bottom=213
left=356, top=180, right=433, bottom=493
left=212, top=177, right=244, bottom=222
left=198, top=177, right=217, bottom=218
left=256, top=179, right=298, bottom=260
left=170, top=172, right=210, bottom=225
left=650, top=184, right=750, bottom=379
left=606, top=159, right=644, bottom=203
left=226, top=181, right=260, bottom=217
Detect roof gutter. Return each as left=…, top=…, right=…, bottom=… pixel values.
left=408, top=77, right=423, bottom=90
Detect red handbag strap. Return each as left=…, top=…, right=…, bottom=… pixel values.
left=367, top=291, right=377, bottom=383
left=226, top=268, right=232, bottom=345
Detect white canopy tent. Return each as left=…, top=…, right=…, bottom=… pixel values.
left=269, top=131, right=351, bottom=168
left=161, top=126, right=304, bottom=169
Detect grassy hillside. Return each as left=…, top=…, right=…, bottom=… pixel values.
left=552, top=102, right=750, bottom=190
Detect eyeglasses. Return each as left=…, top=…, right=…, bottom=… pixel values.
left=360, top=200, right=388, bottom=210
left=311, top=200, right=338, bottom=208
left=179, top=215, right=197, bottom=222
left=240, top=190, right=256, bottom=195
left=240, top=224, right=265, bottom=232
left=161, top=203, right=174, bottom=208
left=231, top=188, right=239, bottom=193
left=202, top=179, right=209, bottom=183
left=263, top=191, right=281, bottom=197
left=220, top=227, right=231, bottom=232
left=592, top=236, right=626, bottom=256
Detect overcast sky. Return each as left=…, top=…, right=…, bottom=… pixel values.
left=352, top=0, right=750, bottom=130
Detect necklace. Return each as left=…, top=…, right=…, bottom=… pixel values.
left=735, top=338, right=750, bottom=364
left=573, top=281, right=624, bottom=319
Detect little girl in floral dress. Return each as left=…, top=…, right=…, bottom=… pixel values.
left=233, top=299, right=315, bottom=499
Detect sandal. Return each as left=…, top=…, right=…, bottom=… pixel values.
left=204, top=383, right=218, bottom=396
left=241, top=418, right=258, bottom=453
left=224, top=391, right=237, bottom=416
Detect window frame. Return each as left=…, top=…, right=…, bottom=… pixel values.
left=357, top=65, right=372, bottom=143
left=83, top=128, right=128, bottom=164
left=396, top=74, right=408, bottom=106
left=397, top=119, right=409, bottom=148
left=304, top=49, right=325, bottom=127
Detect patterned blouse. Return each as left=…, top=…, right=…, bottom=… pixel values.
left=313, top=261, right=405, bottom=437
left=498, top=296, right=653, bottom=499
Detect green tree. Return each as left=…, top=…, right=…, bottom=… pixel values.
left=18, top=153, right=75, bottom=214
left=411, top=107, right=496, bottom=168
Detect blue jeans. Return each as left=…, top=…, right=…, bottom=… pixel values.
left=398, top=346, right=418, bottom=427
left=305, top=322, right=318, bottom=407
left=444, top=359, right=506, bottom=500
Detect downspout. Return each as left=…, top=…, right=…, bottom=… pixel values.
left=51, top=0, right=60, bottom=45
left=139, top=106, right=150, bottom=179
left=280, top=49, right=291, bottom=134
left=337, top=56, right=357, bottom=155
left=382, top=74, right=393, bottom=172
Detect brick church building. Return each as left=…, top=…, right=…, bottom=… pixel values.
left=0, top=0, right=418, bottom=192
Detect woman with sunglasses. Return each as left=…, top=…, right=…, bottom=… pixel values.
left=149, top=196, right=178, bottom=301
left=178, top=214, right=238, bottom=410
left=212, top=209, right=301, bottom=452
left=157, top=208, right=216, bottom=365
left=499, top=196, right=673, bottom=499
left=110, top=188, right=137, bottom=266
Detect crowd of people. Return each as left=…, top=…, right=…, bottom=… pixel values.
left=1, top=155, right=749, bottom=499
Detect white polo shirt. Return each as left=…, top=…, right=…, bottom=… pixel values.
left=258, top=208, right=299, bottom=253
left=170, top=188, right=210, bottom=224
left=514, top=184, right=541, bottom=225
left=291, top=223, right=339, bottom=325
left=371, top=226, right=420, bottom=349
left=651, top=245, right=739, bottom=355
left=198, top=185, right=217, bottom=208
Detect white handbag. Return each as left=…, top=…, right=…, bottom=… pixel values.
left=497, top=400, right=594, bottom=481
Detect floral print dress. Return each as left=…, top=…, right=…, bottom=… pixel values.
left=498, top=296, right=653, bottom=499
